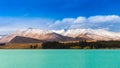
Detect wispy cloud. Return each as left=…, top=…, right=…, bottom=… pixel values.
left=88, top=15, right=120, bottom=23
left=0, top=17, right=54, bottom=34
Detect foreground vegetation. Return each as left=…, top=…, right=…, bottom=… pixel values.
left=0, top=40, right=120, bottom=49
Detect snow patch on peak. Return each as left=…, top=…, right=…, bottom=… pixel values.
left=0, top=35, right=6, bottom=39
left=0, top=36, right=2, bottom=39
left=62, top=28, right=92, bottom=37
left=51, top=29, right=65, bottom=34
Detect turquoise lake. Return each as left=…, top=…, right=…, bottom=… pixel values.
left=0, top=50, right=120, bottom=68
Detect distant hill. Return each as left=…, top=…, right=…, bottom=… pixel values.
left=10, top=36, right=42, bottom=43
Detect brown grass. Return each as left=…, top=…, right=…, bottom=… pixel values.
left=0, top=43, right=42, bottom=49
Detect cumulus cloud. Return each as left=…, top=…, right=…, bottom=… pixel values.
left=74, top=17, right=86, bottom=23
left=49, top=15, right=120, bottom=32
left=49, top=16, right=87, bottom=29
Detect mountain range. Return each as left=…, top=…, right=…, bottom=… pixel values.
left=0, top=28, right=120, bottom=43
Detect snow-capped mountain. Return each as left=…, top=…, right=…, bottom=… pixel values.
left=58, top=29, right=120, bottom=40
left=0, top=28, right=120, bottom=43
left=0, top=29, right=73, bottom=43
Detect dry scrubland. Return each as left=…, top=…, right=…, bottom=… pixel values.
left=0, top=43, right=42, bottom=49
left=0, top=41, right=81, bottom=49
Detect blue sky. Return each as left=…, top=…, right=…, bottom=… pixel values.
left=0, top=0, right=120, bottom=34
left=0, top=0, right=120, bottom=18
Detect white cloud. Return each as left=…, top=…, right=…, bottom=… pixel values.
left=74, top=17, right=86, bottom=23
left=61, top=18, right=75, bottom=23
left=49, top=15, right=120, bottom=31
left=88, top=15, right=120, bottom=23
left=0, top=15, right=120, bottom=34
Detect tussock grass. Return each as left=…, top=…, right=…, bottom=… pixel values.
left=0, top=43, right=42, bottom=49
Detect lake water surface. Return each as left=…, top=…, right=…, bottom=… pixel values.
left=0, top=50, right=120, bottom=68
